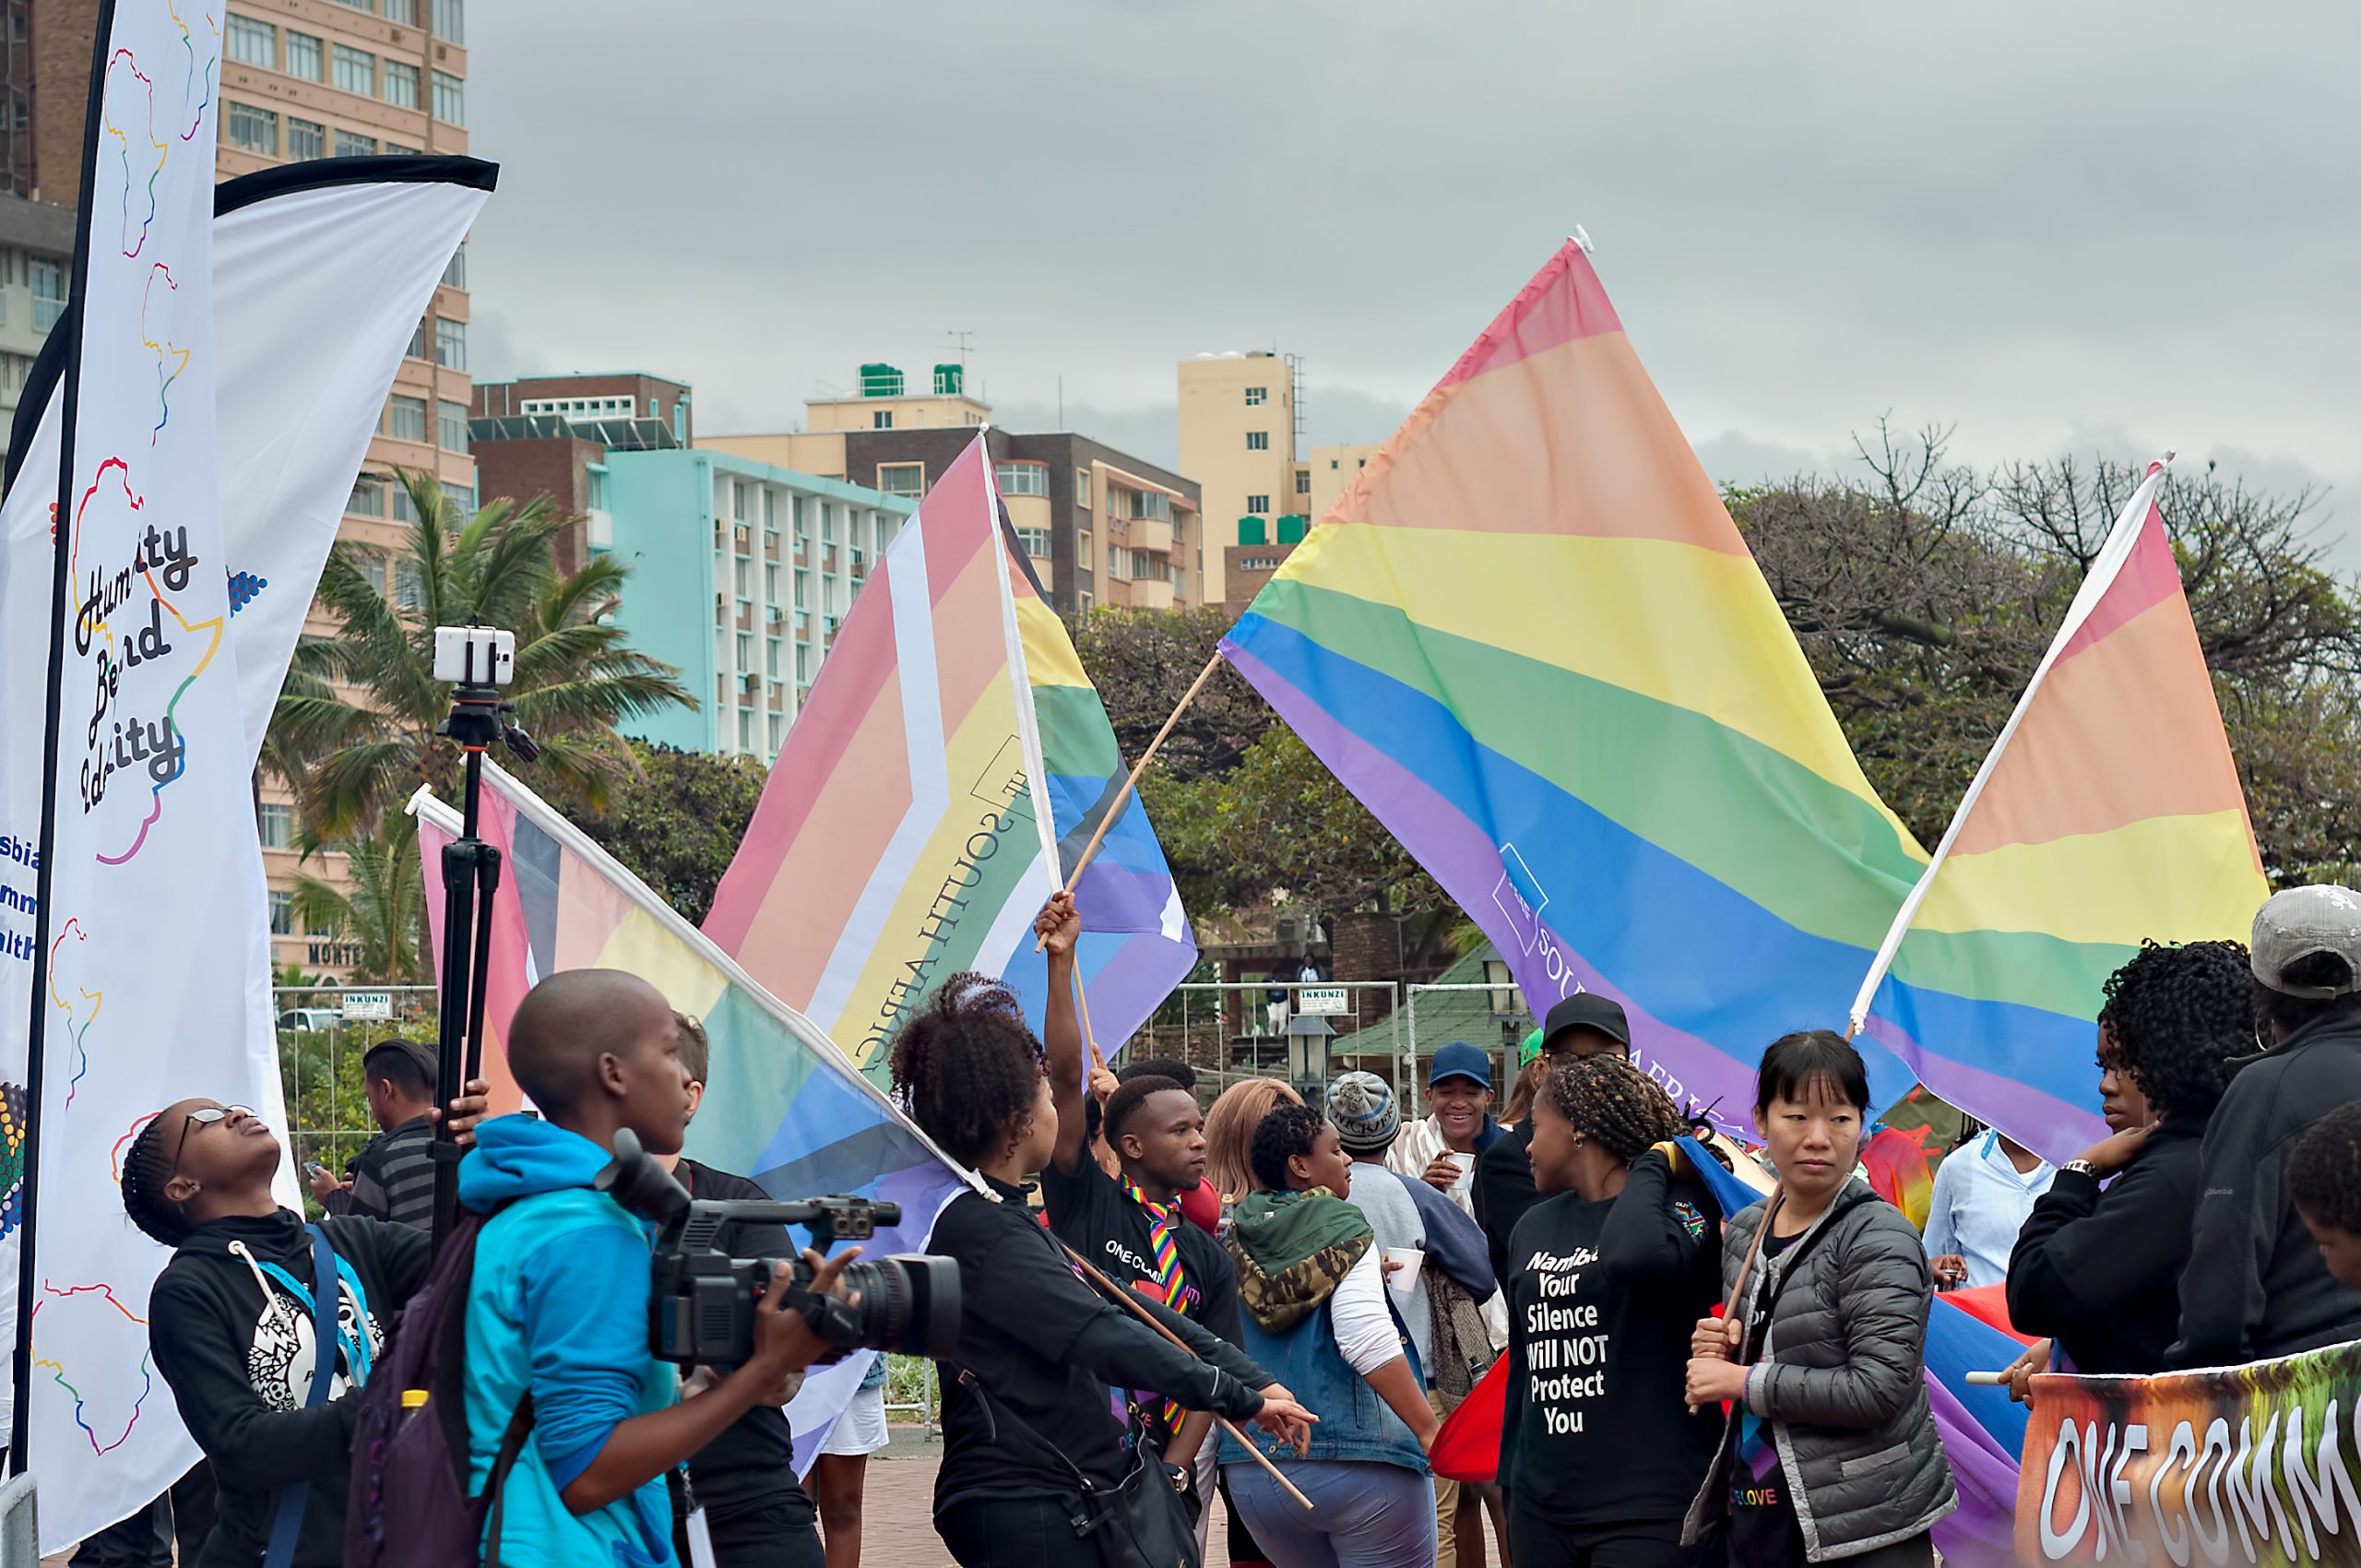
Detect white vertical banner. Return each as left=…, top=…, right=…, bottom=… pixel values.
left=11, top=2, right=256, bottom=1542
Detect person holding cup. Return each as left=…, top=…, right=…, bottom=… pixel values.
left=1387, top=1041, right=1504, bottom=1218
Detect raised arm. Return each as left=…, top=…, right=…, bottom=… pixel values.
left=1037, top=892, right=1089, bottom=1174
left=1597, top=1147, right=1714, bottom=1285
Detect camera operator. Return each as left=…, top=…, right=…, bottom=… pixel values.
left=458, top=970, right=854, bottom=1568
left=890, top=897, right=1318, bottom=1568
left=658, top=1013, right=825, bottom=1568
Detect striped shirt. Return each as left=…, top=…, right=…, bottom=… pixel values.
left=326, top=1115, right=439, bottom=1229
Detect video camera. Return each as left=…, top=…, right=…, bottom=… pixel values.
left=596, top=1129, right=960, bottom=1368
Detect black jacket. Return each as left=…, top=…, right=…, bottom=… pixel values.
left=2008, top=1118, right=2203, bottom=1375
left=2172, top=1014, right=2361, bottom=1367
left=1476, top=1121, right=1539, bottom=1283
left=931, top=1177, right=1272, bottom=1510
left=147, top=1209, right=430, bottom=1568
left=677, top=1158, right=804, bottom=1516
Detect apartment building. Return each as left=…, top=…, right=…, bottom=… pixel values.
left=0, top=189, right=70, bottom=456
left=1176, top=350, right=1307, bottom=612
left=473, top=373, right=693, bottom=574
left=702, top=362, right=1202, bottom=615
left=1222, top=441, right=1382, bottom=612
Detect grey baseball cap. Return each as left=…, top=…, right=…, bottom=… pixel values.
left=2251, top=885, right=2361, bottom=998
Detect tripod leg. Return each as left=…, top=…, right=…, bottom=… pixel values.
left=462, top=845, right=503, bottom=1094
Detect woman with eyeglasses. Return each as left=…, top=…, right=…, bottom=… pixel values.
left=124, top=1086, right=486, bottom=1568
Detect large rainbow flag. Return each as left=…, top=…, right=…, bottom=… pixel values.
left=1222, top=240, right=1929, bottom=1127
left=704, top=434, right=1194, bottom=1083
left=413, top=766, right=976, bottom=1469
left=1852, top=461, right=2271, bottom=1160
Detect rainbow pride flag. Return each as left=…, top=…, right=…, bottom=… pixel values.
left=1852, top=462, right=2270, bottom=1160
left=704, top=434, right=1193, bottom=1084
left=413, top=766, right=977, bottom=1470
left=1222, top=240, right=1928, bottom=1128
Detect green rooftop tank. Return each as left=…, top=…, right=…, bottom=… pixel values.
left=858, top=362, right=904, bottom=398
left=933, top=363, right=964, bottom=396
left=1276, top=514, right=1309, bottom=544
left=1238, top=517, right=1268, bottom=545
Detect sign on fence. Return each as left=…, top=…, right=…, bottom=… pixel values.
left=2018, top=1335, right=2361, bottom=1564
left=1298, top=988, right=1350, bottom=1016
left=342, top=992, right=394, bottom=1022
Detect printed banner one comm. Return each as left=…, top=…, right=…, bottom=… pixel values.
left=2018, top=1336, right=2361, bottom=1565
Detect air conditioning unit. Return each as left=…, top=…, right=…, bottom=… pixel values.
left=742, top=673, right=760, bottom=693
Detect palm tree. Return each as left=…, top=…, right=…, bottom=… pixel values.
left=291, top=834, right=430, bottom=984
left=268, top=469, right=693, bottom=843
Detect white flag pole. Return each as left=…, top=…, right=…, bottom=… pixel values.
left=1845, top=453, right=2177, bottom=1036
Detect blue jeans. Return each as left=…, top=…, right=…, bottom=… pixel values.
left=1223, top=1460, right=1436, bottom=1568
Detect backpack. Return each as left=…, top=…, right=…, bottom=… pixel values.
left=344, top=1207, right=534, bottom=1568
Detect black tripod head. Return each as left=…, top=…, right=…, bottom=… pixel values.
left=438, top=683, right=540, bottom=763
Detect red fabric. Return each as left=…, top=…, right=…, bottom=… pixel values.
left=1940, top=1284, right=2035, bottom=1345
left=1430, top=1354, right=1512, bottom=1483
left=1177, top=1178, right=1221, bottom=1234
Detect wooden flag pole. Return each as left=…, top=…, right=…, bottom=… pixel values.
left=1035, top=647, right=1227, bottom=948
left=1058, top=1241, right=1318, bottom=1511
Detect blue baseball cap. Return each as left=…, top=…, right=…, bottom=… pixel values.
left=1428, top=1040, right=1492, bottom=1090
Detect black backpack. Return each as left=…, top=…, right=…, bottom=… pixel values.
left=344, top=1208, right=533, bottom=1568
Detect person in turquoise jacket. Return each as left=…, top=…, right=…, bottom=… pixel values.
left=460, top=968, right=853, bottom=1567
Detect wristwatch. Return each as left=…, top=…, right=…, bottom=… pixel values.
left=2059, top=1158, right=2101, bottom=1180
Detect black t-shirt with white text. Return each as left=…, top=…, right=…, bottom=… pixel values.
left=1039, top=1156, right=1241, bottom=1346
left=1500, top=1158, right=1723, bottom=1528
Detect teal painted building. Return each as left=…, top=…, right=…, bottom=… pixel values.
left=599, top=449, right=916, bottom=761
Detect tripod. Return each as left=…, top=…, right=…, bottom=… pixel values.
left=430, top=682, right=537, bottom=1246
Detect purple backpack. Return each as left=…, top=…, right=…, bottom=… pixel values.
left=344, top=1208, right=534, bottom=1568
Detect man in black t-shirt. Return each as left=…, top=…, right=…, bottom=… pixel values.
left=664, top=1014, right=825, bottom=1568
left=1042, top=1040, right=1241, bottom=1552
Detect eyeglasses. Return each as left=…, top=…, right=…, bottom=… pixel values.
left=171, top=1104, right=255, bottom=1181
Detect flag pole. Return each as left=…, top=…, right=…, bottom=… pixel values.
left=1843, top=454, right=2176, bottom=1039
left=1035, top=647, right=1225, bottom=953
left=9, top=0, right=118, bottom=1472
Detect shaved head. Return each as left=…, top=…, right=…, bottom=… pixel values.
left=509, top=969, right=676, bottom=1115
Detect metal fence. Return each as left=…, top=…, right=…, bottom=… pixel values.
left=1126, top=980, right=1410, bottom=1098
left=272, top=984, right=438, bottom=1182
left=1400, top=980, right=1538, bottom=1107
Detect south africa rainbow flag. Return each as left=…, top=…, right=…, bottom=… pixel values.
left=1223, top=240, right=1929, bottom=1127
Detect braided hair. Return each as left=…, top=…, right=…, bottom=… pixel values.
left=119, top=1113, right=190, bottom=1246
left=2288, top=1101, right=2361, bottom=1235
left=888, top=971, right=1045, bottom=1168
left=2098, top=939, right=2251, bottom=1123
left=1544, top=1055, right=1685, bottom=1164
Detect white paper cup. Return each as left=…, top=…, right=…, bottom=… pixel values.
left=1384, top=1246, right=1425, bottom=1295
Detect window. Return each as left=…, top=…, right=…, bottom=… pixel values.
left=258, top=802, right=293, bottom=849
left=353, top=551, right=388, bottom=596
left=442, top=243, right=467, bottom=291
left=332, top=44, right=374, bottom=95
left=795, top=643, right=812, bottom=683
left=733, top=559, right=752, bottom=597
left=434, top=316, right=467, bottom=370
left=433, top=0, right=465, bottom=42
left=432, top=71, right=465, bottom=125
left=391, top=481, right=418, bottom=524
left=1016, top=527, right=1051, bottom=558
left=764, top=563, right=779, bottom=600
left=737, top=710, right=753, bottom=753
left=821, top=505, right=836, bottom=544
left=1077, top=529, right=1092, bottom=561
left=586, top=467, right=607, bottom=510
left=875, top=462, right=924, bottom=497
left=381, top=0, right=415, bottom=22
left=405, top=317, right=428, bottom=359
left=1295, top=469, right=1311, bottom=495
left=995, top=462, right=1049, bottom=496
left=438, top=399, right=469, bottom=452
left=284, top=31, right=321, bottom=79
left=287, top=116, right=325, bottom=160
left=768, top=713, right=783, bottom=755
left=1129, top=490, right=1172, bottom=522
left=337, top=129, right=379, bottom=158
left=1245, top=386, right=1266, bottom=407
left=226, top=15, right=275, bottom=67
left=1245, top=431, right=1269, bottom=451
left=1245, top=494, right=1271, bottom=515
left=385, top=142, right=420, bottom=156
left=225, top=101, right=277, bottom=155
left=1079, top=591, right=1094, bottom=612
left=442, top=481, right=474, bottom=520
left=730, top=480, right=748, bottom=521
left=394, top=560, right=424, bottom=610
left=1075, top=469, right=1091, bottom=508
left=762, top=489, right=777, bottom=529
left=823, top=577, right=840, bottom=615
left=382, top=61, right=420, bottom=110
left=348, top=475, right=386, bottom=517
left=736, top=632, right=753, bottom=668
left=332, top=0, right=374, bottom=9
left=388, top=395, right=427, bottom=443
left=872, top=410, right=893, bottom=430
left=764, top=638, right=781, bottom=679
left=269, top=890, right=294, bottom=937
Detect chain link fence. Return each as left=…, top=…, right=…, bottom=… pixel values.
left=272, top=984, right=438, bottom=1185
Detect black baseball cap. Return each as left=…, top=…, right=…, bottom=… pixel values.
left=1541, top=992, right=1631, bottom=1052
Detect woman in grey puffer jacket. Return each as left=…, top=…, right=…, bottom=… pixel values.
left=1681, top=1031, right=1954, bottom=1565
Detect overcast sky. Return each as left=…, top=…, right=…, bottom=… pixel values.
left=465, top=0, right=2360, bottom=555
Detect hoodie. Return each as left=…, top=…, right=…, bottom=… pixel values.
left=458, top=1116, right=676, bottom=1568
left=147, top=1209, right=430, bottom=1567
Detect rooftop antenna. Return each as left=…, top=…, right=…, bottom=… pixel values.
left=946, top=329, right=977, bottom=366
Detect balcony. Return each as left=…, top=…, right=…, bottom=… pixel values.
left=1121, top=576, right=1175, bottom=611
left=764, top=530, right=781, bottom=561
left=766, top=685, right=785, bottom=712
left=823, top=545, right=839, bottom=574
left=795, top=537, right=811, bottom=567
left=735, top=602, right=753, bottom=632
left=733, top=526, right=753, bottom=555
left=850, top=548, right=867, bottom=579
left=1131, top=515, right=1174, bottom=554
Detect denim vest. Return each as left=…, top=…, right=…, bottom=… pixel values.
left=1218, top=1290, right=1428, bottom=1474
